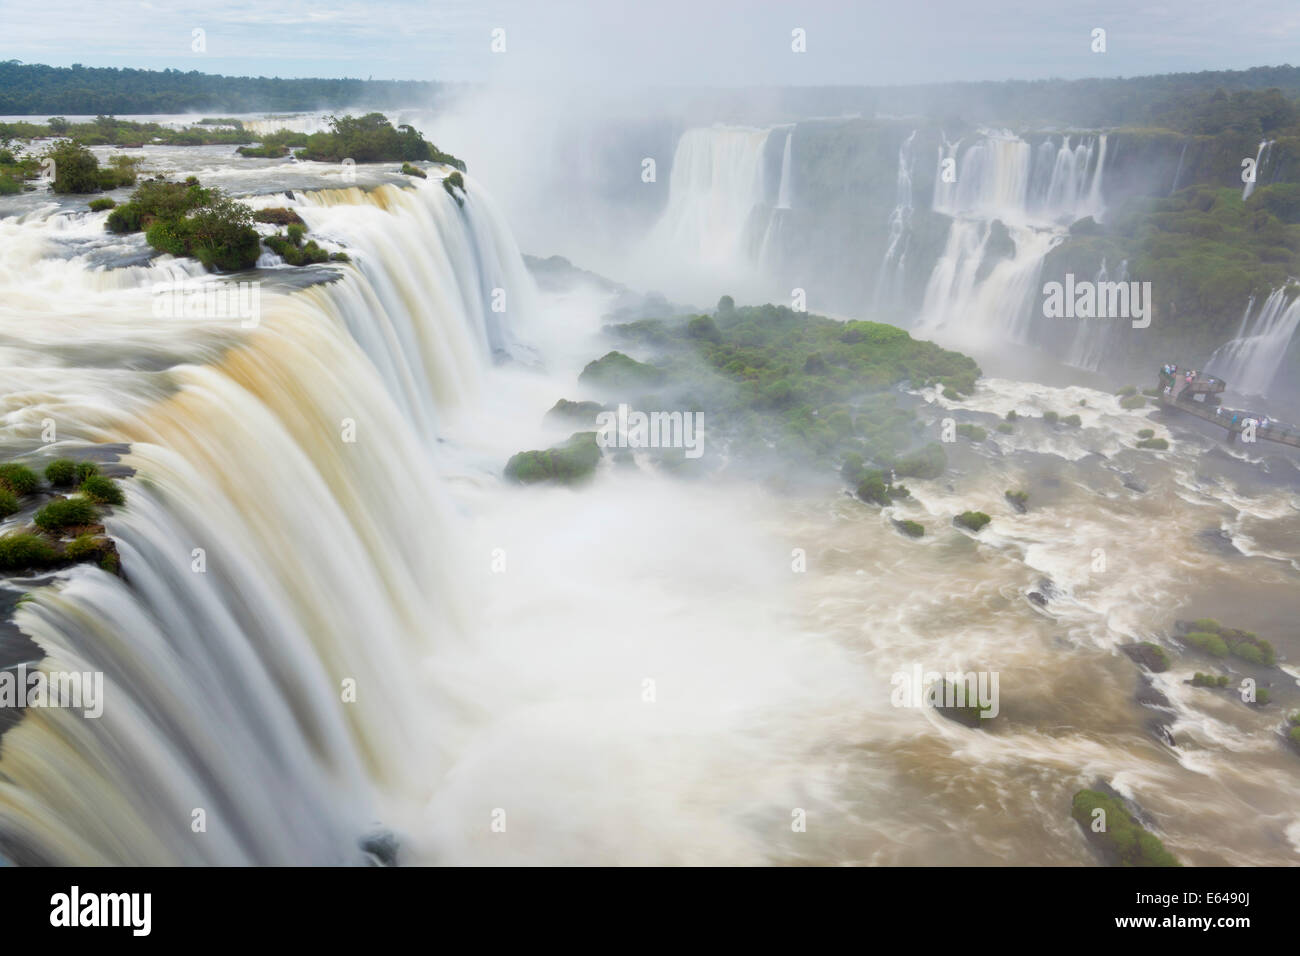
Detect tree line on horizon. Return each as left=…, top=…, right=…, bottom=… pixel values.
left=0, top=61, right=453, bottom=115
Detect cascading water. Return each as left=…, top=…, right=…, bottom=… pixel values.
left=1064, top=258, right=1128, bottom=370
left=647, top=126, right=772, bottom=268
left=874, top=130, right=917, bottom=308
left=775, top=128, right=794, bottom=210
left=0, top=177, right=530, bottom=864
left=1242, top=140, right=1275, bottom=201
left=1205, top=285, right=1300, bottom=395
left=917, top=131, right=1107, bottom=347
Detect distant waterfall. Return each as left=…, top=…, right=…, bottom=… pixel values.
left=1205, top=286, right=1300, bottom=395
left=874, top=130, right=916, bottom=308
left=648, top=126, right=773, bottom=269
left=1242, top=140, right=1275, bottom=201
left=1064, top=258, right=1128, bottom=370
left=1170, top=142, right=1188, bottom=194
left=775, top=128, right=794, bottom=210
left=917, top=131, right=1108, bottom=346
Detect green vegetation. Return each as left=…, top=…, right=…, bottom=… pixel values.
left=1005, top=489, right=1029, bottom=511
left=0, top=463, right=40, bottom=496
left=545, top=399, right=604, bottom=426
left=996, top=422, right=1014, bottom=433
left=1120, top=394, right=1149, bottom=410
left=0, top=533, right=58, bottom=571
left=1061, top=413, right=1082, bottom=427
left=955, top=423, right=986, bottom=442
left=1191, top=672, right=1230, bottom=688
left=1043, top=410, right=1059, bottom=424
left=1136, top=437, right=1169, bottom=450
left=75, top=461, right=99, bottom=483
left=1185, top=630, right=1230, bottom=657
left=1288, top=714, right=1300, bottom=751
left=443, top=170, right=465, bottom=206
left=106, top=178, right=262, bottom=271
left=1137, top=428, right=1155, bottom=439
left=400, top=162, right=427, bottom=179
left=1071, top=789, right=1181, bottom=867
left=79, top=475, right=124, bottom=506
left=1182, top=618, right=1276, bottom=666
left=88, top=197, right=116, bottom=212
left=293, top=114, right=464, bottom=169
left=1117, top=385, right=1138, bottom=397
left=1004, top=410, right=1018, bottom=421
left=932, top=679, right=994, bottom=727
left=504, top=432, right=601, bottom=485
left=955, top=511, right=991, bottom=532
left=1127, top=642, right=1171, bottom=672
left=894, top=519, right=925, bottom=538
left=0, top=488, right=17, bottom=519
left=33, top=496, right=98, bottom=532
left=579, top=351, right=667, bottom=390
left=264, top=222, right=347, bottom=266
left=253, top=207, right=304, bottom=227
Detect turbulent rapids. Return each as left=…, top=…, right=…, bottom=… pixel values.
left=1, top=98, right=1299, bottom=869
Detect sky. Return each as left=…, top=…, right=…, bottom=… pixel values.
left=1, top=0, right=1297, bottom=86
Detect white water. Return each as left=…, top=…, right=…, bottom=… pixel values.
left=1206, top=286, right=1300, bottom=395
left=1242, top=140, right=1275, bottom=201
left=875, top=130, right=917, bottom=308
left=918, top=132, right=1107, bottom=346
left=1064, top=258, right=1128, bottom=371
left=775, top=128, right=794, bottom=210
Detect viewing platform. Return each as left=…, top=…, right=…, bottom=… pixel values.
left=1156, top=367, right=1300, bottom=448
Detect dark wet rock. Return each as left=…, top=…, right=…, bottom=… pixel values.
left=1135, top=676, right=1172, bottom=710
left=1121, top=642, right=1171, bottom=673
left=1195, top=526, right=1241, bottom=557
left=1027, top=591, right=1048, bottom=607
left=360, top=829, right=399, bottom=866
left=1121, top=472, right=1148, bottom=493
left=931, top=679, right=995, bottom=729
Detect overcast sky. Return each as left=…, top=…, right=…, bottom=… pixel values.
left=3, top=0, right=1297, bottom=85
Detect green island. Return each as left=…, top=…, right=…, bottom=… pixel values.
left=1177, top=617, right=1277, bottom=667
left=0, top=458, right=125, bottom=575
left=506, top=298, right=979, bottom=488
left=1071, top=789, right=1181, bottom=867
left=106, top=178, right=345, bottom=271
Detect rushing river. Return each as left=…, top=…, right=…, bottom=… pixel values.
left=1, top=114, right=1298, bottom=865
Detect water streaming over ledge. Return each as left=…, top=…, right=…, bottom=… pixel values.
left=0, top=180, right=529, bottom=863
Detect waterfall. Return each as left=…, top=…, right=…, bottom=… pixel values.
left=1242, top=140, right=1275, bottom=201
left=775, top=128, right=794, bottom=210
left=917, top=131, right=1107, bottom=345
left=1205, top=286, right=1300, bottom=395
left=1171, top=141, right=1188, bottom=194
left=1064, top=258, right=1128, bottom=370
left=874, top=130, right=917, bottom=308
left=647, top=126, right=772, bottom=270
left=0, top=179, right=535, bottom=864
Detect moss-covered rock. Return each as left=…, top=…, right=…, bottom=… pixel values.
left=1071, top=789, right=1181, bottom=867
left=33, top=496, right=98, bottom=532
left=544, top=398, right=605, bottom=427
left=954, top=511, right=991, bottom=532
left=893, top=518, right=925, bottom=538
left=955, top=423, right=987, bottom=442
left=504, top=432, right=601, bottom=486
left=1122, top=642, right=1171, bottom=672
left=0, top=463, right=40, bottom=497
left=399, top=162, right=427, bottom=179
left=1136, top=437, right=1169, bottom=450
left=578, top=351, right=666, bottom=391
left=1005, top=489, right=1029, bottom=512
